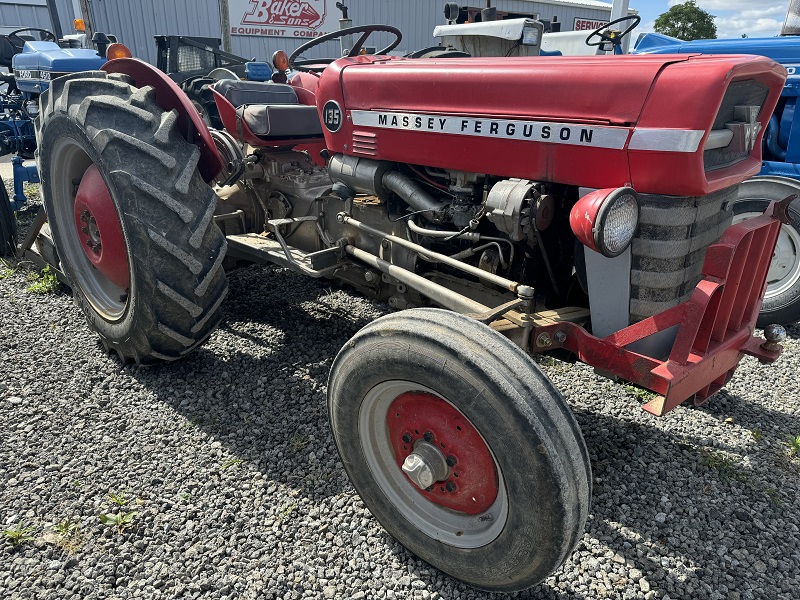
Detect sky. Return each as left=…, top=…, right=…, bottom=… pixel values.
left=633, top=0, right=791, bottom=38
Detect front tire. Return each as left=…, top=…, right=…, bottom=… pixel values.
left=328, top=309, right=591, bottom=592
left=36, top=72, right=228, bottom=363
left=735, top=176, right=800, bottom=326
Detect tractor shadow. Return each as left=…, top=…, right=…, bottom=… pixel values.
left=692, top=386, right=800, bottom=440
left=783, top=321, right=800, bottom=340
left=126, top=265, right=384, bottom=504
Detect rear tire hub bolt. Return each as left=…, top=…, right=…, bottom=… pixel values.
left=401, top=440, right=449, bottom=490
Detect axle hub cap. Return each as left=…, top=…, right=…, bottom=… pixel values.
left=73, top=164, right=129, bottom=289
left=401, top=440, right=449, bottom=489
left=387, top=391, right=498, bottom=514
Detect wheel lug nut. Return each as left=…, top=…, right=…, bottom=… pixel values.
left=401, top=433, right=412, bottom=444
left=80, top=210, right=90, bottom=222
left=446, top=482, right=456, bottom=492
left=423, top=431, right=433, bottom=442
left=446, top=455, right=457, bottom=467
left=81, top=227, right=89, bottom=234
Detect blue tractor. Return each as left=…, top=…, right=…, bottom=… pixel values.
left=633, top=20, right=800, bottom=327
left=1, top=26, right=109, bottom=256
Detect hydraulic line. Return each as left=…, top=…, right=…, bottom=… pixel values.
left=338, top=213, right=533, bottom=297
left=344, top=244, right=490, bottom=315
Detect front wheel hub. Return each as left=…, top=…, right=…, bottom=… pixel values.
left=73, top=164, right=129, bottom=289
left=388, top=391, right=498, bottom=515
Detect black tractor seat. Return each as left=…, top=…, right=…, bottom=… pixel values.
left=214, top=79, right=323, bottom=139
left=0, top=36, right=17, bottom=68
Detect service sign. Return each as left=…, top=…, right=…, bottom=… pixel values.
left=573, top=18, right=609, bottom=31
left=229, top=0, right=333, bottom=38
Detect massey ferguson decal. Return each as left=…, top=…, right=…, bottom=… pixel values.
left=229, top=0, right=332, bottom=38
left=351, top=110, right=711, bottom=153
left=350, top=110, right=631, bottom=149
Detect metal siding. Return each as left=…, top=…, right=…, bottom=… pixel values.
left=54, top=0, right=78, bottom=35
left=514, top=2, right=611, bottom=31
left=0, top=2, right=50, bottom=29
left=88, top=0, right=220, bottom=65
left=0, top=0, right=80, bottom=35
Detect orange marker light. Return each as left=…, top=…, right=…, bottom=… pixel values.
left=74, top=19, right=85, bottom=32
left=272, top=50, right=289, bottom=71
left=106, top=43, right=133, bottom=60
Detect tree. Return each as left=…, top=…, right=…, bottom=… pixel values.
left=654, top=1, right=717, bottom=41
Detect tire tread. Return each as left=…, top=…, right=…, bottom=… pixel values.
left=36, top=72, right=227, bottom=363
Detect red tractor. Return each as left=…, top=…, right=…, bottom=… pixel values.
left=33, top=21, right=789, bottom=592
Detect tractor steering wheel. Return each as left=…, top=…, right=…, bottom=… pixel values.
left=6, top=27, right=58, bottom=52
left=288, top=24, right=402, bottom=74
left=585, top=15, right=641, bottom=53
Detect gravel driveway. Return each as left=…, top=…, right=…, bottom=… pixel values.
left=1, top=191, right=799, bottom=600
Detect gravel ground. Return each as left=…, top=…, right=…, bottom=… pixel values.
left=1, top=184, right=799, bottom=600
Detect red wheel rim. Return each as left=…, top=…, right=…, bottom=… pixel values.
left=387, top=391, right=499, bottom=515
left=72, top=164, right=130, bottom=289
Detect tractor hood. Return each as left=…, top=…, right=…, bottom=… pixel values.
left=329, top=54, right=687, bottom=126
left=316, top=53, right=786, bottom=196
left=12, top=41, right=107, bottom=94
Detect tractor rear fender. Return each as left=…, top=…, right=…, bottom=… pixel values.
left=101, top=58, right=223, bottom=183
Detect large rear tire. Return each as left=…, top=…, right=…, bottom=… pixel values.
left=734, top=176, right=800, bottom=327
left=35, top=72, right=228, bottom=363
left=0, top=177, right=16, bottom=257
left=180, top=76, right=223, bottom=130
left=328, top=308, right=591, bottom=592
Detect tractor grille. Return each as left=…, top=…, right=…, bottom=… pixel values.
left=629, top=185, right=737, bottom=322
left=704, top=80, right=769, bottom=171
